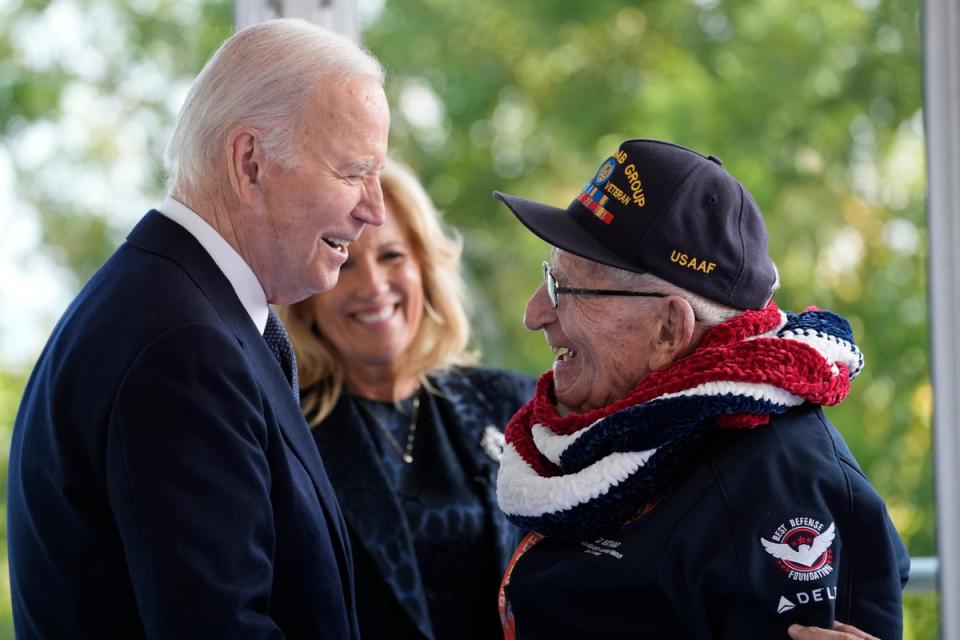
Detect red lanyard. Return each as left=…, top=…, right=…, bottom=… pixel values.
left=498, top=531, right=544, bottom=640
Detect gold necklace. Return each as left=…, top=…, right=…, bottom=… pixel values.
left=357, top=393, right=420, bottom=464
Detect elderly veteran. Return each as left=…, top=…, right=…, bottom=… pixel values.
left=492, top=139, right=909, bottom=639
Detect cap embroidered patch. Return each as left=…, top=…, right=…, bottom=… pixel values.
left=596, top=157, right=616, bottom=184
left=761, top=517, right=836, bottom=582
left=576, top=157, right=618, bottom=224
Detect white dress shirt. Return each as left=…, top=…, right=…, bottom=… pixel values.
left=157, top=195, right=269, bottom=334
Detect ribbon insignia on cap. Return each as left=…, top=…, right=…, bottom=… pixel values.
left=577, top=157, right=617, bottom=224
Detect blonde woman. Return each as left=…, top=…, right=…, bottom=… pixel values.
left=282, top=160, right=534, bottom=640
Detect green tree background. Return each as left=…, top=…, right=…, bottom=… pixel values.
left=0, top=0, right=935, bottom=637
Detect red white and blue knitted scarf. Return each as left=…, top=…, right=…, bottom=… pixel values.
left=496, top=301, right=863, bottom=539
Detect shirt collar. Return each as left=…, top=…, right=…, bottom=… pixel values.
left=157, top=195, right=270, bottom=333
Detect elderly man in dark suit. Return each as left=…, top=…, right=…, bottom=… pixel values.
left=7, top=19, right=389, bottom=638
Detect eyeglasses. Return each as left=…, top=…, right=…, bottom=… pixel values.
left=541, top=261, right=668, bottom=309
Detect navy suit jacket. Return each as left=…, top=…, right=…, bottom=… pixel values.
left=8, top=211, right=361, bottom=639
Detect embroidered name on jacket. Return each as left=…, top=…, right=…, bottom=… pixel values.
left=761, top=517, right=836, bottom=582
left=580, top=537, right=623, bottom=559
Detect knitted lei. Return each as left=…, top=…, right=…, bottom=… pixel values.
left=496, top=301, right=863, bottom=539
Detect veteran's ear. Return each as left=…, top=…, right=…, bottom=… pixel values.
left=648, top=295, right=698, bottom=371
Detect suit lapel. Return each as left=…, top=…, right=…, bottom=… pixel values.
left=126, top=211, right=354, bottom=562
left=314, top=395, right=434, bottom=639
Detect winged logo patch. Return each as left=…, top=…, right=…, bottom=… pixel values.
left=761, top=517, right=836, bottom=582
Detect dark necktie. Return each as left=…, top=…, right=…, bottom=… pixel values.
left=263, top=308, right=300, bottom=400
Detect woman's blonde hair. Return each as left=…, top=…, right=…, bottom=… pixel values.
left=282, top=159, right=477, bottom=424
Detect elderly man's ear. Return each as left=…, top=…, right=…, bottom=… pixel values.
left=648, top=296, right=698, bottom=371
left=227, top=126, right=266, bottom=206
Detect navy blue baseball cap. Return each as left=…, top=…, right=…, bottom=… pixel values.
left=493, top=139, right=777, bottom=310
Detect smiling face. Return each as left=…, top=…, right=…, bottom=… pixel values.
left=244, top=75, right=390, bottom=304
left=523, top=250, right=666, bottom=413
left=308, top=204, right=425, bottom=391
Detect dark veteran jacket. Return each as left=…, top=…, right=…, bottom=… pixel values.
left=505, top=405, right=910, bottom=640
left=313, top=368, right=534, bottom=640
left=8, top=211, right=360, bottom=639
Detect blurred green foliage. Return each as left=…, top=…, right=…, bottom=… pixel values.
left=0, top=0, right=935, bottom=637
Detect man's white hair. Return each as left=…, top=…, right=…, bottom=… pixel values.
left=589, top=260, right=779, bottom=327
left=164, top=19, right=385, bottom=196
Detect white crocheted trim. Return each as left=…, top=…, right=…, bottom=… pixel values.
left=497, top=443, right=657, bottom=517
left=779, top=329, right=864, bottom=378
left=655, top=380, right=803, bottom=406
left=531, top=422, right=595, bottom=466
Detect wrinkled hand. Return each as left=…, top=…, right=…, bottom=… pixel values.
left=788, top=621, right=880, bottom=640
